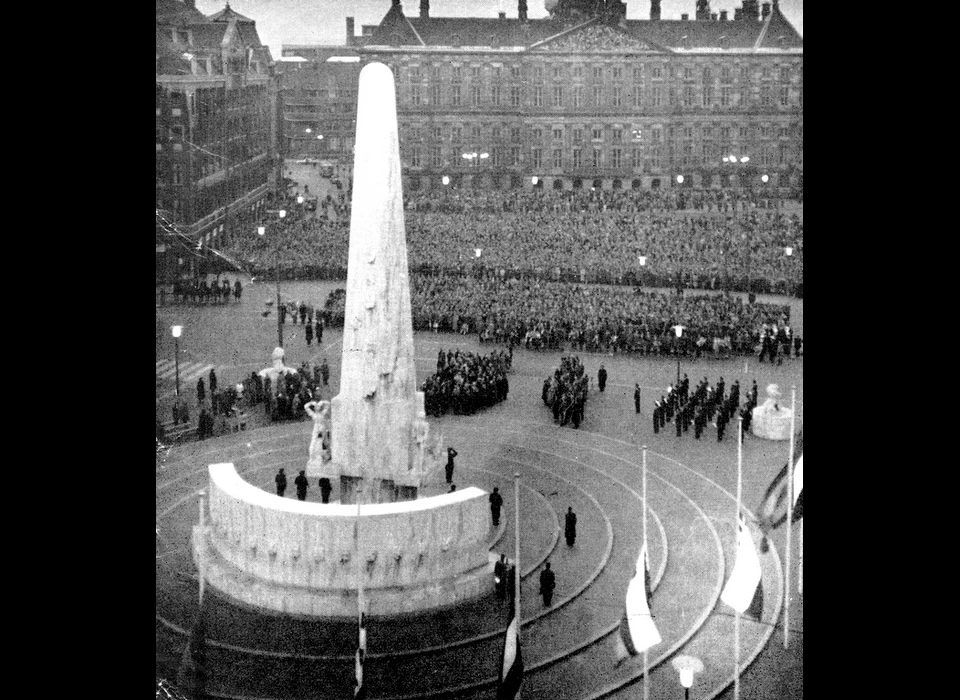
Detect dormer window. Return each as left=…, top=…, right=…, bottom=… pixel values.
left=451, top=34, right=462, bottom=47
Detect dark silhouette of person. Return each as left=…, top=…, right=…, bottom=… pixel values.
left=598, top=365, right=608, bottom=392
left=294, top=470, right=308, bottom=501
left=489, top=487, right=503, bottom=526
left=445, top=447, right=458, bottom=484
left=539, top=562, right=556, bottom=606
left=319, top=477, right=332, bottom=504
left=275, top=468, right=287, bottom=497
left=634, top=384, right=641, bottom=413
left=565, top=507, right=577, bottom=547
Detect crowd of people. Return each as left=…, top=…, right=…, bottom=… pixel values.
left=420, top=349, right=511, bottom=417
left=221, top=186, right=802, bottom=293
left=542, top=356, right=590, bottom=428
left=324, top=276, right=791, bottom=358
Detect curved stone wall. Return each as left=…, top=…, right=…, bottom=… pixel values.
left=194, top=463, right=494, bottom=616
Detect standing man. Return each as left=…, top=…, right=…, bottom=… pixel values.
left=209, top=368, right=218, bottom=395
left=319, top=477, right=332, bottom=504
left=634, top=384, right=642, bottom=414
left=598, top=365, right=608, bottom=393
left=305, top=321, right=313, bottom=346
left=564, top=507, right=577, bottom=547
left=315, top=316, right=323, bottom=343
left=197, top=377, right=205, bottom=405
left=489, top=486, right=503, bottom=527
left=275, top=468, right=287, bottom=497
left=320, top=358, right=330, bottom=386
left=445, top=447, right=458, bottom=484
left=295, top=469, right=308, bottom=501
left=233, top=279, right=242, bottom=302
left=539, top=562, right=556, bottom=607
left=652, top=399, right=660, bottom=434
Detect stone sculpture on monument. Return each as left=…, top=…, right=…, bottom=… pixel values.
left=751, top=383, right=794, bottom=440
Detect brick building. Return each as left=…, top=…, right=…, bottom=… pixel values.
left=351, top=0, right=801, bottom=192
left=156, top=0, right=279, bottom=281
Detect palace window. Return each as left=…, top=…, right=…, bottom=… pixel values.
left=651, top=86, right=662, bottom=107
left=631, top=86, right=642, bottom=108
left=492, top=86, right=502, bottom=106
left=452, top=85, right=461, bottom=106
left=592, top=148, right=602, bottom=168
left=511, top=86, right=521, bottom=107
left=553, top=65, right=563, bottom=79
left=631, top=147, right=642, bottom=168
left=511, top=65, right=521, bottom=79
left=553, top=148, right=563, bottom=168
left=410, top=146, right=421, bottom=167
left=553, top=127, right=563, bottom=140
left=651, top=66, right=662, bottom=80
left=611, top=148, right=622, bottom=168
left=592, top=127, right=603, bottom=140
left=612, top=128, right=623, bottom=142
left=533, top=66, right=544, bottom=82
left=472, top=86, right=481, bottom=106
left=534, top=86, right=543, bottom=107
left=593, top=86, right=602, bottom=107
left=612, top=87, right=622, bottom=107
left=430, top=84, right=440, bottom=104
left=532, top=148, right=542, bottom=168
left=573, top=86, right=582, bottom=108
left=553, top=86, right=563, bottom=107
left=430, top=146, right=442, bottom=167
left=612, top=66, right=623, bottom=80
left=432, top=126, right=442, bottom=140
left=452, top=66, right=462, bottom=82
left=633, top=66, right=643, bottom=82
left=573, top=128, right=583, bottom=142
left=593, top=65, right=603, bottom=80
left=471, top=66, right=481, bottom=80
left=573, top=65, right=583, bottom=79
left=411, top=86, right=422, bottom=106
left=572, top=149, right=582, bottom=168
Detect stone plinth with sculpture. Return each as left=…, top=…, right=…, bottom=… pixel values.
left=257, top=347, right=298, bottom=386
left=751, top=384, right=794, bottom=440
left=193, top=62, right=494, bottom=617
left=194, top=464, right=494, bottom=616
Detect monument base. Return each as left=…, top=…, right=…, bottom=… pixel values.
left=751, top=403, right=793, bottom=441
left=194, top=527, right=496, bottom=617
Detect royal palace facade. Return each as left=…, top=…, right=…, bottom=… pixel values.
left=345, top=0, right=802, bottom=192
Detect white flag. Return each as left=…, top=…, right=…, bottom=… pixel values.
left=616, top=543, right=661, bottom=660
left=793, top=455, right=803, bottom=507
left=720, top=518, right=762, bottom=614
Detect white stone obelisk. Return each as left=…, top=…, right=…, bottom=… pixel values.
left=326, top=62, right=432, bottom=504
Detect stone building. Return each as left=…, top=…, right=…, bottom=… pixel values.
left=276, top=46, right=361, bottom=165
left=351, top=0, right=802, bottom=192
left=156, top=0, right=279, bottom=281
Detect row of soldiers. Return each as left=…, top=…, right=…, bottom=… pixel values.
left=172, top=278, right=242, bottom=304
left=652, top=375, right=761, bottom=442
left=542, top=356, right=590, bottom=429
left=421, top=349, right=510, bottom=416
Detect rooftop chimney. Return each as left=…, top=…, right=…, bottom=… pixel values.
left=734, top=8, right=742, bottom=20
left=346, top=16, right=355, bottom=43
left=681, top=13, right=689, bottom=20
left=184, top=0, right=196, bottom=7
left=519, top=0, right=528, bottom=21
left=420, top=0, right=429, bottom=18
left=711, top=13, right=717, bottom=20
left=741, top=0, right=760, bottom=21
left=761, top=2, right=771, bottom=19
left=720, top=10, right=728, bottom=20
left=696, top=0, right=711, bottom=21
left=498, top=11, right=506, bottom=19
left=650, top=0, right=662, bottom=21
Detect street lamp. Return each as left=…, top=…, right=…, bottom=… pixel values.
left=676, top=175, right=684, bottom=184
left=297, top=195, right=304, bottom=205
left=259, top=214, right=285, bottom=348
left=171, top=325, right=183, bottom=399
left=761, top=174, right=769, bottom=183
left=671, top=655, right=703, bottom=700
left=672, top=324, right=686, bottom=387
left=442, top=175, right=450, bottom=186
left=638, top=254, right=647, bottom=289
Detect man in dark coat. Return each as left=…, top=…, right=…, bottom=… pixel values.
left=676, top=406, right=683, bottom=437
left=209, top=369, right=218, bottom=395
left=233, top=279, right=242, bottom=301
left=539, top=562, right=556, bottom=606
left=717, top=409, right=727, bottom=442
left=445, top=447, right=458, bottom=484
left=305, top=322, right=313, bottom=346
left=275, top=468, right=287, bottom=497
left=319, top=478, right=332, bottom=504
left=299, top=302, right=307, bottom=326
left=598, top=365, right=608, bottom=393
left=652, top=400, right=660, bottom=434
left=634, top=384, right=641, bottom=414
left=315, top=317, right=323, bottom=343
left=564, top=507, right=577, bottom=547
left=659, top=396, right=667, bottom=429
left=320, top=359, right=330, bottom=386
left=294, top=470, right=308, bottom=501
left=197, top=378, right=205, bottom=405
left=489, top=487, right=503, bottom=526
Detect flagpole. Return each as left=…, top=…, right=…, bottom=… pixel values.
left=784, top=386, right=796, bottom=649
left=642, top=446, right=649, bottom=700
left=798, top=519, right=803, bottom=595
left=356, top=477, right=364, bottom=698
left=734, top=417, right=743, bottom=700
left=514, top=471, right=521, bottom=700
left=198, top=490, right=206, bottom=605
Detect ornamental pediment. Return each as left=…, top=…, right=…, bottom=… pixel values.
left=531, top=23, right=667, bottom=53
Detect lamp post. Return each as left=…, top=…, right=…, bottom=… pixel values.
left=638, top=254, right=647, bottom=290
left=671, top=655, right=703, bottom=700
left=784, top=245, right=794, bottom=296
left=672, top=324, right=685, bottom=387
left=171, top=325, right=183, bottom=398
left=259, top=210, right=286, bottom=348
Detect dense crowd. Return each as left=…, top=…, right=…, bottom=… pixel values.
left=324, top=276, right=790, bottom=357
left=421, top=349, right=511, bottom=416
left=542, top=356, right=590, bottom=428
left=221, top=187, right=802, bottom=293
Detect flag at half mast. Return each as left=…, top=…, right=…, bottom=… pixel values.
left=720, top=516, right=764, bottom=619
left=497, top=596, right=523, bottom=700
left=614, top=543, right=661, bottom=663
